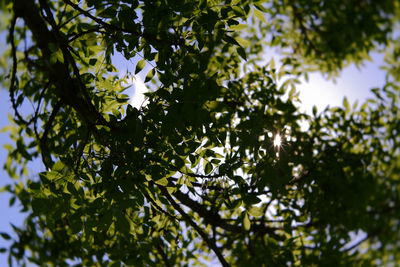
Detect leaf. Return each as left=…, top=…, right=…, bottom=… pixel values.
left=135, top=59, right=146, bottom=74
left=343, top=97, right=350, bottom=113
left=229, top=24, right=247, bottom=31
left=0, top=185, right=10, bottom=193
left=235, top=37, right=251, bottom=47
left=223, top=35, right=240, bottom=46
left=9, top=196, right=15, bottom=207
left=199, top=0, right=207, bottom=9
left=55, top=50, right=64, bottom=63
left=243, top=194, right=262, bottom=205
left=115, top=212, right=131, bottom=234
left=52, top=160, right=65, bottom=172
left=155, top=178, right=168, bottom=186
left=166, top=187, right=176, bottom=194
left=237, top=46, right=247, bottom=60
left=204, top=162, right=213, bottom=175
left=312, top=105, right=317, bottom=116
left=248, top=206, right=263, bottom=217
left=89, top=58, right=97, bottom=66
left=253, top=8, right=267, bottom=24
left=288, top=86, right=296, bottom=99
left=144, top=68, right=155, bottom=83
left=269, top=58, right=275, bottom=69
left=99, top=210, right=113, bottom=231
left=243, top=213, right=250, bottom=231
left=232, top=6, right=246, bottom=16
left=0, top=233, right=11, bottom=240
left=97, top=6, right=118, bottom=18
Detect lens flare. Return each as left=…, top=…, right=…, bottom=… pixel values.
left=273, top=133, right=282, bottom=148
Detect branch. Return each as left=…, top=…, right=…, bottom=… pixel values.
left=9, top=15, right=29, bottom=125
left=67, top=27, right=105, bottom=43
left=160, top=186, right=230, bottom=267
left=140, top=184, right=178, bottom=222
left=169, top=177, right=224, bottom=191
left=13, top=0, right=109, bottom=126
left=63, top=0, right=184, bottom=47
left=39, top=0, right=100, bottom=117
left=290, top=4, right=322, bottom=55
left=147, top=156, right=224, bottom=179
left=32, top=81, right=50, bottom=140
left=288, top=169, right=311, bottom=185
left=172, top=189, right=280, bottom=239
left=171, top=165, right=224, bottom=179
left=173, top=190, right=241, bottom=233
left=156, top=243, right=171, bottom=267
left=74, top=127, right=90, bottom=174
left=341, top=234, right=370, bottom=252
left=39, top=100, right=62, bottom=169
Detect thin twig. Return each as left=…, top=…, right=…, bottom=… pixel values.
left=9, top=15, right=28, bottom=125
left=39, top=100, right=62, bottom=169
left=342, top=234, right=370, bottom=252
left=74, top=128, right=90, bottom=174
left=156, top=243, right=171, bottom=267
left=67, top=26, right=105, bottom=43
left=32, top=81, right=50, bottom=140
left=160, top=186, right=230, bottom=267
left=63, top=0, right=183, bottom=46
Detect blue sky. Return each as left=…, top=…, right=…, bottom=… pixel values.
left=0, top=53, right=386, bottom=265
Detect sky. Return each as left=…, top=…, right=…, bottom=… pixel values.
left=0, top=51, right=386, bottom=265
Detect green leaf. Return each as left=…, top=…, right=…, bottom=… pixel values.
left=52, top=160, right=65, bottom=172
left=89, top=58, right=97, bottom=66
left=253, top=8, right=267, bottom=24
left=199, top=0, right=207, bottom=9
left=229, top=24, right=247, bottom=31
left=343, top=97, right=350, bottom=113
left=135, top=59, right=146, bottom=74
left=0, top=233, right=11, bottom=240
left=155, top=178, right=168, bottom=186
left=232, top=6, right=246, bottom=16
left=237, top=46, right=247, bottom=60
left=204, top=162, right=213, bottom=175
left=223, top=35, right=240, bottom=46
left=248, top=206, right=263, bottom=217
left=167, top=187, right=176, bottom=194
left=144, top=68, right=155, bottom=83
left=243, top=212, right=250, bottom=231
left=4, top=1, right=400, bottom=265
left=235, top=37, right=251, bottom=47
left=312, top=105, right=317, bottom=116
left=115, top=212, right=131, bottom=234
left=99, top=210, right=113, bottom=231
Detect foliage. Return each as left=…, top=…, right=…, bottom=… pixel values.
left=0, top=0, right=400, bottom=266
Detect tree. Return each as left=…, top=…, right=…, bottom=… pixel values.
left=0, top=0, right=400, bottom=265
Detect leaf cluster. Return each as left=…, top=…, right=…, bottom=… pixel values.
left=0, top=0, right=400, bottom=266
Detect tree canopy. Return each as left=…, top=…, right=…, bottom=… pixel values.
left=1, top=0, right=400, bottom=265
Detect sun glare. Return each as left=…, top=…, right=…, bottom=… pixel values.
left=130, top=75, right=149, bottom=109
left=273, top=133, right=282, bottom=148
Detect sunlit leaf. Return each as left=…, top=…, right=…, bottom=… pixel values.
left=243, top=212, right=250, bottom=231
left=135, top=59, right=146, bottom=74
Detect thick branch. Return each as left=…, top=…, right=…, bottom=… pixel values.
left=173, top=190, right=242, bottom=233
left=13, top=0, right=108, bottom=126
left=173, top=189, right=280, bottom=239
